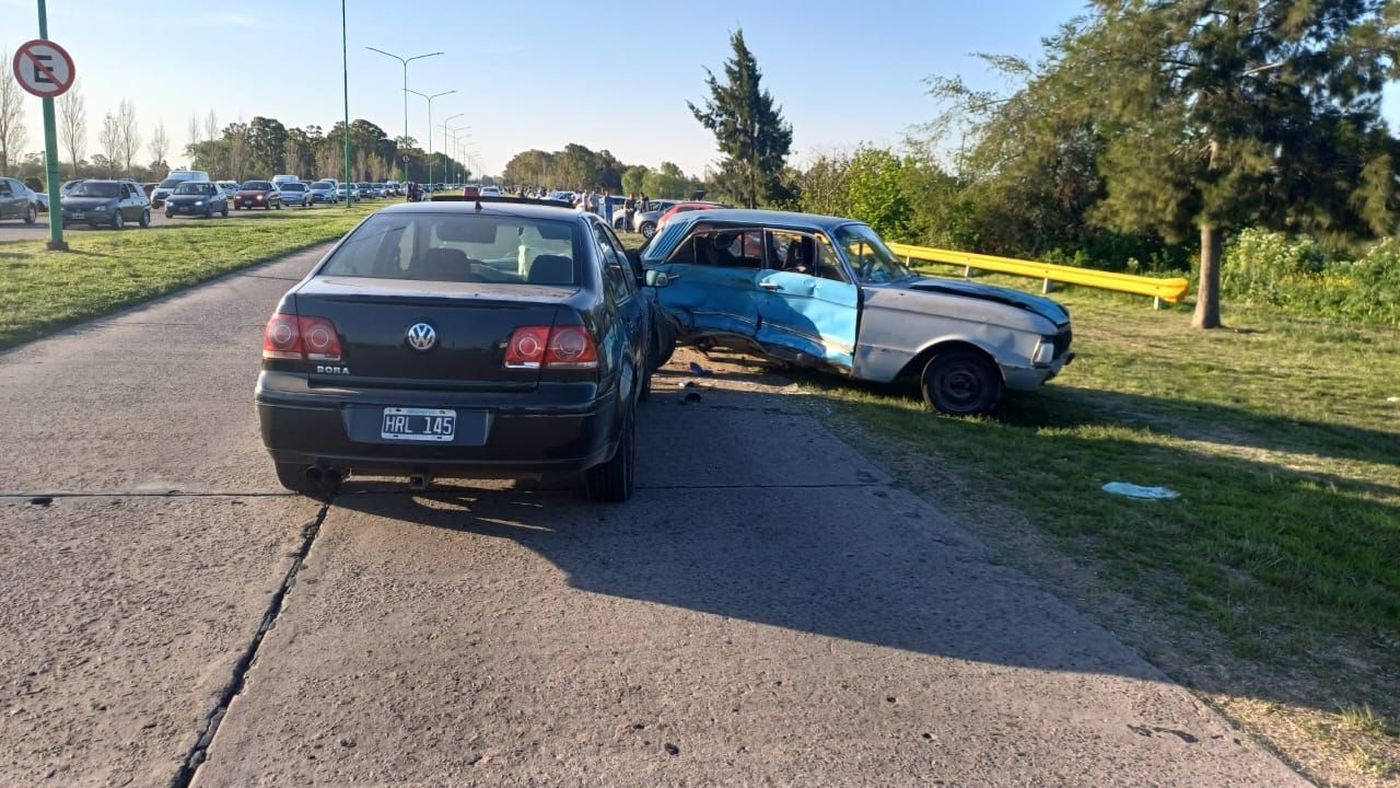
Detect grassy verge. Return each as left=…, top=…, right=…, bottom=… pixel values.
left=799, top=276, right=1398, bottom=784
left=0, top=205, right=379, bottom=350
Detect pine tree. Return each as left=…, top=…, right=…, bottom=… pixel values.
left=1076, top=0, right=1398, bottom=328
left=689, top=29, right=793, bottom=208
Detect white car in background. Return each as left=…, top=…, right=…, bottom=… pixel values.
left=216, top=181, right=240, bottom=200
left=151, top=170, right=211, bottom=208
left=480, top=186, right=501, bottom=196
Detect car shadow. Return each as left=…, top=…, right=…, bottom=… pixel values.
left=328, top=378, right=1397, bottom=722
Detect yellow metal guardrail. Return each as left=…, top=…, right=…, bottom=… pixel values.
left=887, top=242, right=1190, bottom=307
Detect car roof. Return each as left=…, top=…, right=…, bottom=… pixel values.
left=379, top=200, right=584, bottom=221
left=669, top=208, right=859, bottom=232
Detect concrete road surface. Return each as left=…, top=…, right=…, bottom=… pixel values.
left=0, top=247, right=1303, bottom=786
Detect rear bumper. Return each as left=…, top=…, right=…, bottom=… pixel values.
left=256, top=373, right=620, bottom=477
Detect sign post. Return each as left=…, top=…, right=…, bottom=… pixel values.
left=14, top=4, right=76, bottom=250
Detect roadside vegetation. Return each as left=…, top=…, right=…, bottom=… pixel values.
left=802, top=276, right=1399, bottom=785
left=0, top=205, right=376, bottom=350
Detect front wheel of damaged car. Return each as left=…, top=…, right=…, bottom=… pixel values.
left=586, top=401, right=635, bottom=502
left=921, top=350, right=1003, bottom=416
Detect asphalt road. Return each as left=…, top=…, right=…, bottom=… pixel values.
left=0, top=248, right=1304, bottom=786
left=0, top=201, right=344, bottom=243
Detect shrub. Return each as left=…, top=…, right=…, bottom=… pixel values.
left=1222, top=229, right=1326, bottom=303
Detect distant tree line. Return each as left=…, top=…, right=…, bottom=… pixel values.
left=500, top=144, right=703, bottom=199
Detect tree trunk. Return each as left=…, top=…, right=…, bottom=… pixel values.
left=1192, top=222, right=1223, bottom=329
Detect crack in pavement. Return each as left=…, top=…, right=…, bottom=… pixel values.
left=168, top=502, right=330, bottom=788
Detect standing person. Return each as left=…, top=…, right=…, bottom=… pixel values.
left=624, top=193, right=636, bottom=232
left=602, top=192, right=614, bottom=227
left=640, top=192, right=650, bottom=213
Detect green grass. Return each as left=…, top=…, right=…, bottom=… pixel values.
left=0, top=204, right=379, bottom=350
left=792, top=273, right=1399, bottom=782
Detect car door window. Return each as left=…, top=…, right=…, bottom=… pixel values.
left=592, top=222, right=633, bottom=304
left=0, top=180, right=11, bottom=197
left=670, top=229, right=765, bottom=269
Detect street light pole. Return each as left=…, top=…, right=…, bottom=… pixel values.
left=365, top=46, right=442, bottom=181
left=440, top=114, right=463, bottom=185
left=446, top=125, right=470, bottom=182
left=341, top=0, right=351, bottom=208
left=407, top=89, right=455, bottom=189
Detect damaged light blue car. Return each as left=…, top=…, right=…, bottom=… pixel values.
left=639, top=209, right=1073, bottom=415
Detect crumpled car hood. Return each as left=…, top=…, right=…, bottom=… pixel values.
left=900, top=276, right=1069, bottom=326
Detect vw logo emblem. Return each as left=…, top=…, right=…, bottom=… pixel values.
left=405, top=322, right=437, bottom=351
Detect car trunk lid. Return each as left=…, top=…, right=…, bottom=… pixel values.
left=293, top=276, right=579, bottom=391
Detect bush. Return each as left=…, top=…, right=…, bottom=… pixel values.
left=1220, top=230, right=1399, bottom=326
left=1222, top=229, right=1327, bottom=302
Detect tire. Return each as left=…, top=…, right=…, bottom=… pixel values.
left=24, top=204, right=37, bottom=224
left=274, top=202, right=281, bottom=210
left=920, top=350, right=1003, bottom=416
left=585, top=399, right=635, bottom=502
left=165, top=210, right=174, bottom=219
left=264, top=203, right=271, bottom=210
left=139, top=210, right=150, bottom=228
left=222, top=205, right=229, bottom=217
left=112, top=212, right=125, bottom=230
left=640, top=221, right=656, bottom=239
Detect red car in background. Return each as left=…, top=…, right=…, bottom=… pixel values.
left=656, top=201, right=726, bottom=232
left=462, top=184, right=481, bottom=198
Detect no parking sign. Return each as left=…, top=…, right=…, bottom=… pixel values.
left=12, top=39, right=76, bottom=98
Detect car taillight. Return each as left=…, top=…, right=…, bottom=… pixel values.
left=262, top=313, right=341, bottom=361
left=504, top=326, right=598, bottom=370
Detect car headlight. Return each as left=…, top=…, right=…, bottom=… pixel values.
left=1033, top=337, right=1057, bottom=365
left=255, top=194, right=264, bottom=200
left=194, top=200, right=204, bottom=206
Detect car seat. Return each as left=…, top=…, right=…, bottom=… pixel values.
left=528, top=255, right=574, bottom=285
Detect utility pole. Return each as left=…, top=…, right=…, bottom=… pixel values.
left=408, top=88, right=454, bottom=189
left=365, top=46, right=442, bottom=182
left=341, top=0, right=351, bottom=208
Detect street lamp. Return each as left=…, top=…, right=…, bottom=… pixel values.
left=440, top=114, right=463, bottom=186
left=446, top=125, right=471, bottom=182
left=408, top=88, right=456, bottom=188
left=365, top=46, right=443, bottom=179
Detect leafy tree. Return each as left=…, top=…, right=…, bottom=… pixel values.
left=621, top=165, right=648, bottom=195
left=641, top=162, right=694, bottom=199
left=0, top=50, right=26, bottom=176
left=247, top=116, right=288, bottom=176
left=689, top=29, right=793, bottom=208
left=1067, top=0, right=1399, bottom=328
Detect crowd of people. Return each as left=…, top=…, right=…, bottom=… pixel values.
left=403, top=180, right=663, bottom=232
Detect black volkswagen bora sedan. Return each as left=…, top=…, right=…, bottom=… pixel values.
left=256, top=198, right=659, bottom=501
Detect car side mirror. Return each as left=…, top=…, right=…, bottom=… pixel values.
left=644, top=269, right=670, bottom=288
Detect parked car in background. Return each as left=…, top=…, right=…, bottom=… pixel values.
left=641, top=209, right=1073, bottom=415
left=164, top=181, right=229, bottom=218
left=336, top=184, right=358, bottom=202
left=271, top=175, right=301, bottom=188
left=216, top=181, right=241, bottom=200
left=0, top=177, right=41, bottom=224
left=142, top=183, right=158, bottom=198
left=626, top=199, right=680, bottom=239
left=234, top=180, right=282, bottom=210
left=61, top=179, right=152, bottom=229
left=370, top=183, right=386, bottom=198
left=255, top=198, right=661, bottom=501
left=279, top=181, right=311, bottom=207
left=654, top=201, right=726, bottom=232
left=480, top=185, right=502, bottom=197
left=308, top=180, right=338, bottom=204
left=385, top=181, right=402, bottom=196
left=462, top=184, right=481, bottom=198
left=151, top=170, right=211, bottom=207
left=355, top=183, right=372, bottom=199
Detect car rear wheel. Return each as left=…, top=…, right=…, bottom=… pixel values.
left=139, top=210, right=150, bottom=228
left=112, top=212, right=125, bottom=230
left=274, top=202, right=281, bottom=210
left=222, top=204, right=229, bottom=217
left=640, top=221, right=656, bottom=239
left=585, top=400, right=635, bottom=502
left=920, top=350, right=1003, bottom=416
left=24, top=204, right=37, bottom=224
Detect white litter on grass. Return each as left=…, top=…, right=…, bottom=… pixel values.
left=1387, top=396, right=1399, bottom=403
left=1102, top=482, right=1181, bottom=500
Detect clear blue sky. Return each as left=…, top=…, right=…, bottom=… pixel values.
left=4, top=0, right=1398, bottom=178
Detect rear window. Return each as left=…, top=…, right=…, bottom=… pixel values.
left=311, top=181, right=332, bottom=189
left=320, top=213, right=580, bottom=286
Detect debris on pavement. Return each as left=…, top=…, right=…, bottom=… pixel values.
left=688, top=361, right=713, bottom=377
left=1102, top=482, right=1181, bottom=500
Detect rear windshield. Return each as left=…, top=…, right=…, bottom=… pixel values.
left=311, top=181, right=332, bottom=189
left=243, top=181, right=273, bottom=190
left=73, top=182, right=122, bottom=197
left=281, top=183, right=306, bottom=191
left=320, top=213, right=580, bottom=286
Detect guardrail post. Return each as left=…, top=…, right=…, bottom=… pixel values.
left=963, top=266, right=973, bottom=278
left=1041, top=278, right=1052, bottom=294
left=1153, top=296, right=1162, bottom=310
